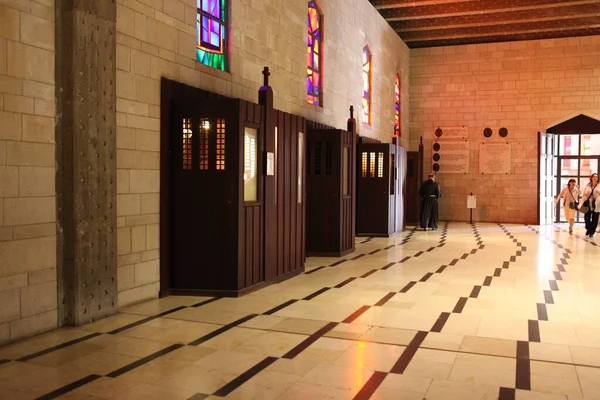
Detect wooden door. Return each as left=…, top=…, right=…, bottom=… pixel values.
left=405, top=151, right=421, bottom=225
left=169, top=113, right=237, bottom=290
left=357, top=144, right=388, bottom=235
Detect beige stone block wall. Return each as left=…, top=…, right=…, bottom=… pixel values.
left=0, top=0, right=57, bottom=344
left=114, top=0, right=409, bottom=307
left=410, top=36, right=600, bottom=224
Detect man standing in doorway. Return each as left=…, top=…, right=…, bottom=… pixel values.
left=420, top=174, right=442, bottom=231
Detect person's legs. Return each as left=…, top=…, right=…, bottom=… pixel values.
left=430, top=199, right=439, bottom=229
left=569, top=217, right=574, bottom=233
left=420, top=199, right=430, bottom=230
left=585, top=211, right=592, bottom=234
left=590, top=212, right=600, bottom=237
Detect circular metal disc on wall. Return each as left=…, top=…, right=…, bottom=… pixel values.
left=433, top=142, right=441, bottom=151
left=433, top=153, right=440, bottom=162
left=499, top=127, right=508, bottom=137
left=433, top=163, right=440, bottom=172
left=435, top=128, right=443, bottom=137
left=483, top=127, right=492, bottom=138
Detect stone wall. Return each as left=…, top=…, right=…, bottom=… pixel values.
left=114, top=0, right=410, bottom=306
left=0, top=0, right=57, bottom=344
left=410, top=36, right=600, bottom=224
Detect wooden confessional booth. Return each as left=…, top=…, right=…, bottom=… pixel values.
left=356, top=136, right=407, bottom=236
left=405, top=138, right=424, bottom=225
left=305, top=110, right=357, bottom=257
left=159, top=72, right=306, bottom=297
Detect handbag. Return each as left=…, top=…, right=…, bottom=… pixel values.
left=568, top=187, right=578, bottom=210
left=580, top=185, right=596, bottom=213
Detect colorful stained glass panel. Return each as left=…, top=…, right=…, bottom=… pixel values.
left=197, top=0, right=227, bottom=71
left=306, top=1, right=323, bottom=107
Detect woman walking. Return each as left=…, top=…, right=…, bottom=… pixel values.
left=580, top=173, right=600, bottom=237
left=555, top=179, right=580, bottom=233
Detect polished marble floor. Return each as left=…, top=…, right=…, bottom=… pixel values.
left=2, top=223, right=600, bottom=399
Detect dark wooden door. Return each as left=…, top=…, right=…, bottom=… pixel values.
left=169, top=113, right=237, bottom=291
left=405, top=151, right=421, bottom=225
left=357, top=145, right=388, bottom=235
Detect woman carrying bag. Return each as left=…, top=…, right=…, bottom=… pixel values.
left=556, top=178, right=581, bottom=233
left=579, top=173, right=600, bottom=237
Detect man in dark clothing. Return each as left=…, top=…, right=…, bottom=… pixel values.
left=419, top=174, right=442, bottom=231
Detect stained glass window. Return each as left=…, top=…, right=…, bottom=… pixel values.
left=362, top=46, right=372, bottom=125
left=307, top=1, right=323, bottom=106
left=197, top=0, right=228, bottom=71
left=199, top=118, right=210, bottom=170
left=394, top=73, right=401, bottom=137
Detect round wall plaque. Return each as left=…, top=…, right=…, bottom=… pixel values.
left=483, top=127, right=492, bottom=138
left=432, top=163, right=440, bottom=172
left=435, top=128, right=443, bottom=138
left=433, top=153, right=440, bottom=162
left=499, top=127, right=508, bottom=137
left=433, top=142, right=441, bottom=151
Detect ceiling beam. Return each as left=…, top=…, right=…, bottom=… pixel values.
left=382, top=0, right=599, bottom=22
left=402, top=24, right=600, bottom=42
left=393, top=13, right=600, bottom=33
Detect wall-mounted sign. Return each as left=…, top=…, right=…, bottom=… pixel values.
left=435, top=126, right=468, bottom=140
left=432, top=140, right=469, bottom=174
left=266, top=152, right=274, bottom=176
left=479, top=142, right=511, bottom=174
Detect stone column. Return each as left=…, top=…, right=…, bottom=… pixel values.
left=55, top=0, right=118, bottom=326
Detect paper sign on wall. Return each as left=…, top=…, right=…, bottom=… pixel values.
left=467, top=195, right=477, bottom=209
left=266, top=152, right=274, bottom=176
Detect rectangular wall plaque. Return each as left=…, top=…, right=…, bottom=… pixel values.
left=479, top=142, right=511, bottom=174
left=436, top=126, right=468, bottom=140
left=432, top=140, right=469, bottom=174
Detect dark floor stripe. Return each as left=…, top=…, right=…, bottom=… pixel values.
left=282, top=322, right=338, bottom=359
left=436, top=265, right=447, bottom=273
left=0, top=359, right=9, bottom=366
left=374, top=292, right=396, bottom=307
left=384, top=245, right=395, bottom=250
left=556, top=264, right=566, bottom=272
left=430, top=312, right=451, bottom=333
left=460, top=253, right=469, bottom=259
left=553, top=271, right=563, bottom=281
left=516, top=341, right=531, bottom=390
left=381, top=262, right=396, bottom=270
left=499, top=387, right=516, bottom=400
left=399, top=281, right=417, bottom=293
left=305, top=266, right=326, bottom=274
left=528, top=320, right=541, bottom=343
left=398, top=256, right=411, bottom=263
left=352, top=371, right=387, bottom=400
left=335, top=278, right=356, bottom=289
left=303, top=287, right=330, bottom=300
left=502, top=261, right=510, bottom=269
left=191, top=297, right=221, bottom=308
left=351, top=253, right=366, bottom=260
left=414, top=251, right=424, bottom=257
left=390, top=331, right=428, bottom=374
left=212, top=357, right=278, bottom=397
left=34, top=374, right=102, bottom=400
left=419, top=273, right=433, bottom=282
left=107, top=343, right=184, bottom=377
left=449, top=259, right=459, bottom=266
left=263, top=299, right=297, bottom=315
left=18, top=332, right=102, bottom=362
left=543, top=290, right=554, bottom=304
left=470, top=286, right=482, bottom=298
left=189, top=314, right=258, bottom=346
left=330, top=259, right=347, bottom=267
left=493, top=268, right=502, bottom=277
left=187, top=394, right=209, bottom=400
left=109, top=306, right=188, bottom=335
left=342, top=305, right=371, bottom=324
left=483, top=276, right=493, bottom=286
left=361, top=269, right=378, bottom=278
left=537, top=303, right=548, bottom=321
left=549, top=280, right=559, bottom=291
left=452, top=297, right=468, bottom=314
left=369, top=249, right=381, bottom=255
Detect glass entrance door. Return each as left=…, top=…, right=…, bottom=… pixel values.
left=555, top=132, right=600, bottom=223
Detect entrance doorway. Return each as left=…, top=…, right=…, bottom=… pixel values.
left=541, top=114, right=600, bottom=225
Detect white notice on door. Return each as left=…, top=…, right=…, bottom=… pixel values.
left=266, top=152, right=274, bottom=176
left=467, top=195, right=477, bottom=209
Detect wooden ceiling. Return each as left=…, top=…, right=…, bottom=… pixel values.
left=369, top=0, right=600, bottom=48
